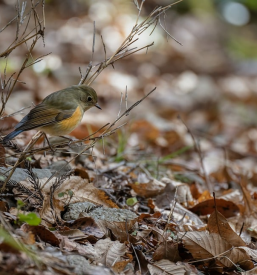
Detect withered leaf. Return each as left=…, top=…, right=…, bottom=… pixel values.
left=189, top=198, right=239, bottom=218
left=179, top=231, right=251, bottom=268
left=148, top=259, right=187, bottom=275
left=208, top=210, right=245, bottom=247
left=22, top=224, right=60, bottom=246
left=68, top=217, right=105, bottom=239
left=153, top=241, right=181, bottom=262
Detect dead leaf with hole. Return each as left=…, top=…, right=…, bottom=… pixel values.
left=148, top=259, right=187, bottom=275
left=130, top=178, right=166, bottom=198
left=189, top=198, right=239, bottom=218
left=179, top=231, right=252, bottom=269
left=208, top=210, right=245, bottom=247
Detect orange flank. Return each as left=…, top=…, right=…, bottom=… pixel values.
left=59, top=106, right=83, bottom=131
left=40, top=106, right=83, bottom=136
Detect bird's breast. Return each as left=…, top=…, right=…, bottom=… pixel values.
left=40, top=106, right=83, bottom=136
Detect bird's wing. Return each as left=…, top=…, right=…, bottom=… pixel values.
left=15, top=103, right=75, bottom=131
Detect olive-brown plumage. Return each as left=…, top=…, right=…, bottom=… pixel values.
left=3, top=85, right=101, bottom=142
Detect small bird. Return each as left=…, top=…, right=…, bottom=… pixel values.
left=3, top=85, right=101, bottom=143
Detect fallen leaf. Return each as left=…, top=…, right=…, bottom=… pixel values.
left=73, top=168, right=90, bottom=180
left=0, top=144, right=6, bottom=167
left=94, top=238, right=127, bottom=268
left=179, top=231, right=251, bottom=268
left=155, top=178, right=193, bottom=208
left=68, top=217, right=105, bottom=239
left=138, top=212, right=162, bottom=223
left=21, top=224, right=60, bottom=246
left=130, top=120, right=160, bottom=144
left=0, top=201, right=8, bottom=212
left=153, top=242, right=181, bottom=262
left=208, top=210, right=245, bottom=247
left=148, top=259, right=187, bottom=275
left=130, top=178, right=166, bottom=198
left=59, top=235, right=99, bottom=260
left=19, top=176, right=119, bottom=226
left=57, top=229, right=88, bottom=241
left=189, top=198, right=239, bottom=218
left=244, top=266, right=257, bottom=275
left=197, top=190, right=212, bottom=203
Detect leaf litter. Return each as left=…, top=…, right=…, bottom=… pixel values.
left=1, top=0, right=257, bottom=275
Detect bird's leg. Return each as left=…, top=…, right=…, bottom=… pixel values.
left=43, top=137, right=47, bottom=157
left=60, top=135, right=75, bottom=146
left=42, top=132, right=55, bottom=153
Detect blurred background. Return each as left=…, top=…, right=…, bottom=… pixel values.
left=1, top=0, right=257, bottom=177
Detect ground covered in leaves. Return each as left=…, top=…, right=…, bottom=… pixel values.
left=1, top=0, right=257, bottom=274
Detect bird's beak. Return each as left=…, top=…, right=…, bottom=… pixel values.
left=95, top=103, right=102, bottom=110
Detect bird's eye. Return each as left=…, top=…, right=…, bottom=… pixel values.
left=88, top=96, right=92, bottom=102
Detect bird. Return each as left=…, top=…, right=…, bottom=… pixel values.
left=3, top=85, right=101, bottom=143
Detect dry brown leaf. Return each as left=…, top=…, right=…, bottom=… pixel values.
left=21, top=224, right=60, bottom=246
left=78, top=208, right=138, bottom=242
left=197, top=190, right=212, bottom=202
left=138, top=212, right=162, bottom=223
left=130, top=120, right=160, bottom=144
left=240, top=177, right=257, bottom=216
left=0, top=201, right=8, bottom=212
left=153, top=242, right=181, bottom=262
left=0, top=144, right=6, bottom=167
left=19, top=176, right=119, bottom=226
left=189, top=198, right=239, bottom=218
left=73, top=168, right=90, bottom=180
left=68, top=217, right=105, bottom=239
left=183, top=224, right=207, bottom=232
left=19, top=225, right=36, bottom=245
left=58, top=234, right=99, bottom=260
left=244, top=266, right=257, bottom=275
left=208, top=210, right=245, bottom=247
left=210, top=166, right=234, bottom=184
left=161, top=178, right=193, bottom=204
left=97, top=219, right=135, bottom=242
left=57, top=229, right=88, bottom=240
left=112, top=259, right=131, bottom=273
left=155, top=178, right=193, bottom=208
left=179, top=231, right=251, bottom=268
left=94, top=238, right=127, bottom=268
left=130, top=178, right=166, bottom=198
left=219, top=189, right=242, bottom=205
left=238, top=247, right=257, bottom=261
left=148, top=259, right=187, bottom=275
left=53, top=176, right=119, bottom=208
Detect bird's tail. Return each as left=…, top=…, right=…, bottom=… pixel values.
left=3, top=130, right=23, bottom=143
